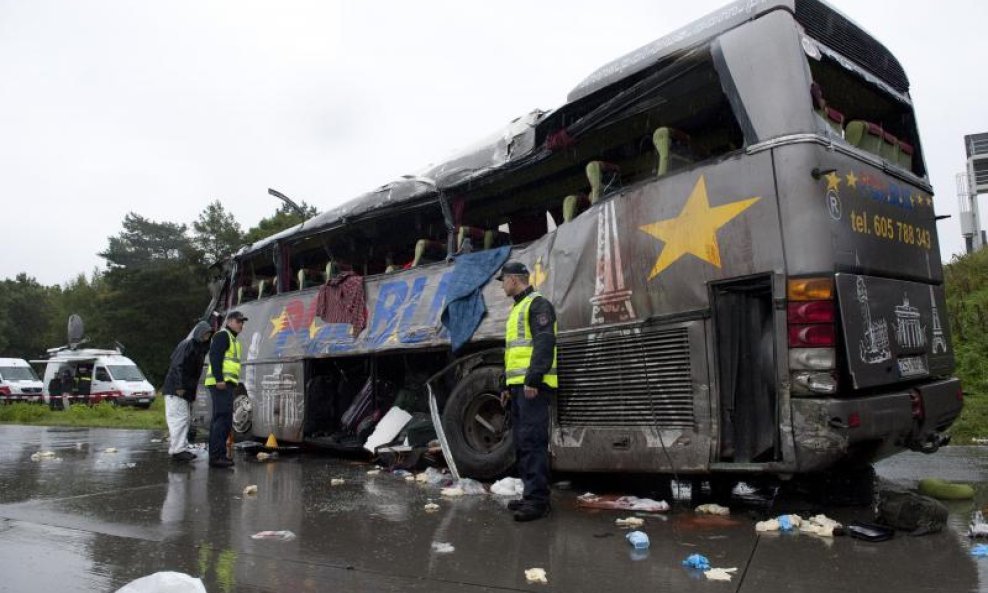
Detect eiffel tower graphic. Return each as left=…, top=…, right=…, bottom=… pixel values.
left=930, top=285, right=947, bottom=354
left=590, top=200, right=636, bottom=325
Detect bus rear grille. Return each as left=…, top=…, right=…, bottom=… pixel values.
left=556, top=326, right=694, bottom=428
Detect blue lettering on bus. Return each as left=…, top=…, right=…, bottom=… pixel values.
left=367, top=280, right=409, bottom=347
left=396, top=276, right=429, bottom=344
left=428, top=272, right=453, bottom=339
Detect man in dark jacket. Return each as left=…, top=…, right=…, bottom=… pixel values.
left=163, top=321, right=213, bottom=462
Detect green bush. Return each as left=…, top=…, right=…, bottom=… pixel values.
left=0, top=396, right=168, bottom=430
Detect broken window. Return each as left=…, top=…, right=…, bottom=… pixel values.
left=234, top=247, right=278, bottom=303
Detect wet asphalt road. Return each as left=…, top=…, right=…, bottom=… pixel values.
left=0, top=424, right=985, bottom=593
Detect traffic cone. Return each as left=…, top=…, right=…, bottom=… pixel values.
left=265, top=433, right=279, bottom=448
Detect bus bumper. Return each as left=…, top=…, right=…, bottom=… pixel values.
left=791, top=377, right=962, bottom=472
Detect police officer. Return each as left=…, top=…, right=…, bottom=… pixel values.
left=205, top=311, right=247, bottom=468
left=498, top=260, right=557, bottom=522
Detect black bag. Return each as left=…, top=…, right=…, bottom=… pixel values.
left=847, top=521, right=894, bottom=542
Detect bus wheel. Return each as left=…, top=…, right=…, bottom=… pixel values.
left=441, top=365, right=514, bottom=480
left=232, top=393, right=252, bottom=438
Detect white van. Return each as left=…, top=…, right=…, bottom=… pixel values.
left=0, top=358, right=44, bottom=402
left=39, top=349, right=156, bottom=408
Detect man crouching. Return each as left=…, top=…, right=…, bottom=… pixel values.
left=163, top=321, right=213, bottom=462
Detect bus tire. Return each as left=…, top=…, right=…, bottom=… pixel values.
left=232, top=391, right=252, bottom=441
left=441, top=365, right=514, bottom=480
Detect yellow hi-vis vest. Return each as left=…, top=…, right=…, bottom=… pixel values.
left=504, top=291, right=558, bottom=388
left=204, top=328, right=242, bottom=386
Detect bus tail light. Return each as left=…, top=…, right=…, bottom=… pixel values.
left=788, top=276, right=838, bottom=396
left=910, top=390, right=925, bottom=421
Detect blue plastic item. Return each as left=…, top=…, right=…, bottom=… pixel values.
left=972, top=544, right=988, bottom=557
left=682, top=554, right=710, bottom=570
left=778, top=515, right=793, bottom=531
left=626, top=530, right=650, bottom=550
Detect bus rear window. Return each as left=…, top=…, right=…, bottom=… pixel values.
left=807, top=54, right=924, bottom=177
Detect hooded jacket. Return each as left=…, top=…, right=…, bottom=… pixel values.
left=162, top=321, right=212, bottom=400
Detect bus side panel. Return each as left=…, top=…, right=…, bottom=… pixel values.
left=246, top=360, right=305, bottom=443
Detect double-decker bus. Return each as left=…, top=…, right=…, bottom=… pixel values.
left=201, top=0, right=961, bottom=480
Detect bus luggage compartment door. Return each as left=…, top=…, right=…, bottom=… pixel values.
left=712, top=275, right=782, bottom=463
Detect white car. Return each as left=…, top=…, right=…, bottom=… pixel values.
left=0, top=358, right=44, bottom=403
left=38, top=349, right=156, bottom=408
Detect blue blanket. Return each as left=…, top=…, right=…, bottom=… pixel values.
left=441, top=246, right=511, bottom=353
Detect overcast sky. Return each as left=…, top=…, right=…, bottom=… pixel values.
left=2, top=0, right=986, bottom=285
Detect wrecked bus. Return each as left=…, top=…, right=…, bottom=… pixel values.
left=203, top=0, right=961, bottom=480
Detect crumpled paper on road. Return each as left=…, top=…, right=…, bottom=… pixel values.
left=524, top=568, right=548, bottom=584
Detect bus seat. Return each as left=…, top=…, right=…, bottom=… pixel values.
left=823, top=107, right=845, bottom=135
left=845, top=120, right=884, bottom=158
left=652, top=127, right=692, bottom=177
left=881, top=131, right=899, bottom=162
left=412, top=239, right=446, bottom=267
left=258, top=277, right=275, bottom=298
left=237, top=286, right=245, bottom=305
left=298, top=268, right=325, bottom=289
left=484, top=229, right=510, bottom=249
left=562, top=193, right=591, bottom=223
left=586, top=160, right=621, bottom=204
left=897, top=140, right=914, bottom=171
left=457, top=226, right=487, bottom=252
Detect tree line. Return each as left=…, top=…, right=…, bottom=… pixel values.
left=0, top=200, right=316, bottom=387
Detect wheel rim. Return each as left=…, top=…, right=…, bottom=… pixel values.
left=233, top=394, right=252, bottom=434
left=461, top=392, right=509, bottom=454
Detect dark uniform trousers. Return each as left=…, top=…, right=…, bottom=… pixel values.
left=208, top=386, right=234, bottom=460
left=510, top=383, right=554, bottom=508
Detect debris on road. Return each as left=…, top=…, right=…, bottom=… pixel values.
left=801, top=514, right=842, bottom=537
left=524, top=568, right=548, bottom=584
left=243, top=485, right=258, bottom=496
left=755, top=514, right=801, bottom=532
left=424, top=502, right=440, bottom=512
left=704, top=567, right=738, bottom=582
left=625, top=530, right=649, bottom=549
left=846, top=521, right=894, bottom=542
left=970, top=511, right=988, bottom=538
left=877, top=488, right=948, bottom=535
left=330, top=478, right=345, bottom=486
left=918, top=478, right=975, bottom=500
left=577, top=495, right=669, bottom=513
left=491, top=477, right=524, bottom=496
left=682, top=553, right=711, bottom=570
left=251, top=530, right=296, bottom=541
left=972, top=544, right=988, bottom=557
left=615, top=517, right=645, bottom=528
left=256, top=452, right=278, bottom=461
left=695, top=503, right=730, bottom=516
left=30, top=451, right=59, bottom=462
left=431, top=541, right=455, bottom=554
left=115, top=571, right=206, bottom=593
left=441, top=487, right=465, bottom=497
left=366, top=469, right=381, bottom=475
left=104, top=448, right=118, bottom=453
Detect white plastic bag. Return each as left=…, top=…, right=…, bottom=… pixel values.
left=490, top=477, right=524, bottom=496
left=115, top=571, right=207, bottom=593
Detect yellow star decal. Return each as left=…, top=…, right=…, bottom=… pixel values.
left=531, top=257, right=547, bottom=289
left=825, top=171, right=841, bottom=192
left=639, top=176, right=760, bottom=280
left=269, top=307, right=289, bottom=338
left=845, top=171, right=858, bottom=188
left=308, top=317, right=322, bottom=340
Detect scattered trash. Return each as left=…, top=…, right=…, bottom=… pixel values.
left=732, top=482, right=757, bottom=496
left=405, top=475, right=416, bottom=482
left=430, top=541, right=455, bottom=554
left=704, top=567, right=738, bottom=582
left=441, top=487, right=465, bottom=497
left=104, top=448, right=118, bottom=453
left=416, top=467, right=446, bottom=485
left=366, top=469, right=381, bottom=475
left=615, top=517, right=645, bottom=528
left=576, top=495, right=669, bottom=512
left=682, top=554, right=711, bottom=570
left=918, top=478, right=975, bottom=500
left=393, top=469, right=412, bottom=478
left=554, top=480, right=572, bottom=490
left=363, top=406, right=413, bottom=453
left=453, top=478, right=486, bottom=495
left=114, top=571, right=207, bottom=593
left=491, top=477, right=524, bottom=496
left=846, top=521, right=894, bottom=542
left=251, top=530, right=296, bottom=541
left=625, top=530, right=650, bottom=550
left=878, top=488, right=948, bottom=535
left=243, top=485, right=258, bottom=496
left=150, top=439, right=162, bottom=444
left=970, top=511, right=988, bottom=538
left=424, top=502, right=440, bottom=512
left=256, top=452, right=278, bottom=461
left=801, top=514, right=842, bottom=537
left=972, top=544, right=988, bottom=557
left=577, top=492, right=600, bottom=503
left=330, top=478, right=345, bottom=486
left=756, top=514, right=801, bottom=533
left=524, top=568, right=548, bottom=584
left=30, top=451, right=58, bottom=462
left=695, top=503, right=730, bottom=516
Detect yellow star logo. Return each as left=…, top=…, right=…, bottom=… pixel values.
left=825, top=171, right=841, bottom=192
left=531, top=257, right=547, bottom=289
left=308, top=317, right=322, bottom=340
left=269, top=308, right=289, bottom=338
left=845, top=171, right=858, bottom=188
left=639, top=176, right=760, bottom=280
left=926, top=196, right=933, bottom=207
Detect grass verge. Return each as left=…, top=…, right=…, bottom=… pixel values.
left=948, top=391, right=988, bottom=445
left=0, top=396, right=167, bottom=430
